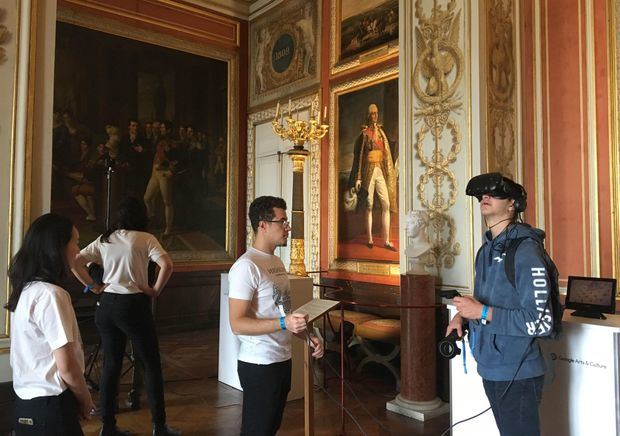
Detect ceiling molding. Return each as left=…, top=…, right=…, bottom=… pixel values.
left=183, top=0, right=254, bottom=19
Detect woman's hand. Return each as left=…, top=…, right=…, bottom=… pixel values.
left=78, top=394, right=96, bottom=420
left=134, top=283, right=158, bottom=297
left=90, top=283, right=106, bottom=294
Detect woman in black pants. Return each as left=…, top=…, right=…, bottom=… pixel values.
left=8, top=213, right=95, bottom=435
left=72, top=197, right=179, bottom=436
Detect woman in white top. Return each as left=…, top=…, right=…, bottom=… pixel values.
left=72, top=197, right=178, bottom=436
left=7, top=213, right=95, bottom=435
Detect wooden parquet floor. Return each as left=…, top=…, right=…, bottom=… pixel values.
left=81, top=329, right=450, bottom=436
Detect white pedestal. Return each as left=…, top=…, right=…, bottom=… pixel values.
left=386, top=395, right=450, bottom=421
left=218, top=273, right=314, bottom=401
left=448, top=305, right=620, bottom=435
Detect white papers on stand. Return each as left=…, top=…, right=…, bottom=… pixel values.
left=294, top=298, right=339, bottom=323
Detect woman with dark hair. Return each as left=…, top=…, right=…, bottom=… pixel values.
left=72, top=197, right=178, bottom=436
left=8, top=213, right=95, bottom=435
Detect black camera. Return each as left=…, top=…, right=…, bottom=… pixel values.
left=465, top=172, right=527, bottom=213
left=438, top=325, right=468, bottom=359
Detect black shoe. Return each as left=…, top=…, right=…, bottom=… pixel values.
left=366, top=242, right=374, bottom=249
left=153, top=424, right=182, bottom=436
left=126, top=389, right=141, bottom=410
left=384, top=242, right=397, bottom=252
left=99, top=425, right=133, bottom=436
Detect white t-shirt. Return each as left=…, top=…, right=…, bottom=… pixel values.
left=228, top=247, right=292, bottom=364
left=10, top=281, right=84, bottom=399
left=80, top=230, right=167, bottom=294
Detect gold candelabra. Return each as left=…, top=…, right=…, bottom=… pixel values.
left=271, top=97, right=329, bottom=276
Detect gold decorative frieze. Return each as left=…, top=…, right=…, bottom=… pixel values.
left=413, top=0, right=463, bottom=270
left=487, top=0, right=516, bottom=178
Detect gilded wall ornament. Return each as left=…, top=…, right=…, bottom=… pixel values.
left=487, top=0, right=516, bottom=178
left=412, top=0, right=463, bottom=270
left=0, top=9, right=11, bottom=64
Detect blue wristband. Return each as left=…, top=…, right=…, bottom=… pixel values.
left=481, top=305, right=489, bottom=325
left=83, top=284, right=94, bottom=294
left=279, top=316, right=286, bottom=330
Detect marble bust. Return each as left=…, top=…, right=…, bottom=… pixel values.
left=404, top=210, right=432, bottom=274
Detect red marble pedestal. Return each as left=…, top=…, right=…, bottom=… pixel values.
left=386, top=273, right=449, bottom=421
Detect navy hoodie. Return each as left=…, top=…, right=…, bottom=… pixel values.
left=471, top=222, right=553, bottom=381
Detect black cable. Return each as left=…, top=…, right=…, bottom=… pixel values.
left=320, top=355, right=391, bottom=434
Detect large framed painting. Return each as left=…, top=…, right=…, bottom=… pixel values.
left=52, top=14, right=239, bottom=265
left=249, top=0, right=321, bottom=108
left=330, top=0, right=399, bottom=76
left=328, top=68, right=399, bottom=279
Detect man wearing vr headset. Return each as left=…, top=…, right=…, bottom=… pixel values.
left=446, top=172, right=554, bottom=436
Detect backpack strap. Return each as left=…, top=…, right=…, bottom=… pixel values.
left=504, top=237, right=529, bottom=288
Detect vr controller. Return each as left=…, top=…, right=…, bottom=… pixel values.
left=438, top=290, right=465, bottom=359
left=465, top=172, right=527, bottom=213
left=438, top=328, right=466, bottom=359
left=439, top=289, right=462, bottom=299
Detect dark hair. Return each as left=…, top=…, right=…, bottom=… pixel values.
left=161, top=120, right=174, bottom=131
left=100, top=197, right=149, bottom=243
left=6, top=213, right=74, bottom=312
left=248, top=196, right=287, bottom=233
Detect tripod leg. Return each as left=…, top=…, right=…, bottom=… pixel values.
left=84, top=340, right=101, bottom=391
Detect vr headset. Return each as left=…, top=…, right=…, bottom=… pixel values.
left=465, top=172, right=527, bottom=213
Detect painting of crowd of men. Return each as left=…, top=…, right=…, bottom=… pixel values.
left=51, top=109, right=228, bottom=251
left=51, top=22, right=230, bottom=254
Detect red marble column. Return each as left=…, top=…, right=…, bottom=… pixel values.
left=400, top=273, right=436, bottom=401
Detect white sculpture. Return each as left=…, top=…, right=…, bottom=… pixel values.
left=405, top=210, right=432, bottom=274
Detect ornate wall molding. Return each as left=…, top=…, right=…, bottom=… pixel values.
left=247, top=93, right=321, bottom=275
left=412, top=0, right=463, bottom=270
left=487, top=0, right=517, bottom=178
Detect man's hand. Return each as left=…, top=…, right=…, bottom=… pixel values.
left=355, top=179, right=361, bottom=192
left=285, top=313, right=308, bottom=334
left=453, top=296, right=484, bottom=320
left=308, top=335, right=324, bottom=358
left=445, top=313, right=464, bottom=338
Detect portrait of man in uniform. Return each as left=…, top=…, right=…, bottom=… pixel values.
left=336, top=77, right=399, bottom=263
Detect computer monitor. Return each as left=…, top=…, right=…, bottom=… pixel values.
left=565, top=276, right=617, bottom=319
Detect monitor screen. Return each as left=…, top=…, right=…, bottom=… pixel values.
left=565, top=276, right=617, bottom=314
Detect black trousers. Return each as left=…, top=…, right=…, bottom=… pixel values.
left=14, top=389, right=83, bottom=436
left=95, top=292, right=166, bottom=426
left=237, top=359, right=291, bottom=436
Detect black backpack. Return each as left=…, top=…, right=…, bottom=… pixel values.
left=504, top=237, right=563, bottom=339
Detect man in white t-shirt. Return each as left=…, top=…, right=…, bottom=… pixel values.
left=228, top=196, right=324, bottom=436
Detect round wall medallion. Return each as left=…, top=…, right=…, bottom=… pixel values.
left=271, top=33, right=295, bottom=74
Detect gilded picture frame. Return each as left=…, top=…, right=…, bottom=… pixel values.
left=328, top=68, right=400, bottom=279
left=54, top=7, right=239, bottom=267
left=249, top=0, right=321, bottom=108
left=330, top=0, right=399, bottom=76
left=0, top=0, right=22, bottom=344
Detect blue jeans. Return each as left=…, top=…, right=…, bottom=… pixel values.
left=482, top=375, right=544, bottom=436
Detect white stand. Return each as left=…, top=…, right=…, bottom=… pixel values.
left=218, top=273, right=313, bottom=400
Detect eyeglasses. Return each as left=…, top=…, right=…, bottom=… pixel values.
left=262, top=218, right=290, bottom=228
